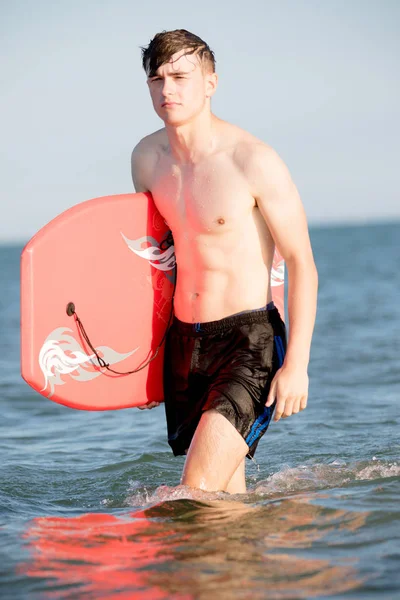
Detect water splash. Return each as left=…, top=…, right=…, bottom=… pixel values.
left=120, top=457, right=400, bottom=510
left=125, top=483, right=228, bottom=508
left=355, top=461, right=400, bottom=481
left=254, top=457, right=400, bottom=497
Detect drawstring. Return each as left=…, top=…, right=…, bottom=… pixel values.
left=66, top=231, right=176, bottom=376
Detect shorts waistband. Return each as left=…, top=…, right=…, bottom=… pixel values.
left=172, top=303, right=280, bottom=336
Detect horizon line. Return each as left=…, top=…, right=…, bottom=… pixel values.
left=1, top=215, right=399, bottom=247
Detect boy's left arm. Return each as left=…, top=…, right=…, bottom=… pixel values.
left=245, top=144, right=318, bottom=421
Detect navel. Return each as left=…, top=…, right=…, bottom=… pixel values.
left=216, top=217, right=225, bottom=225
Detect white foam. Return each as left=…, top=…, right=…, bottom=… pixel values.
left=125, top=484, right=228, bottom=508
left=254, top=458, right=399, bottom=497
left=121, top=458, right=399, bottom=509
left=355, top=462, right=400, bottom=481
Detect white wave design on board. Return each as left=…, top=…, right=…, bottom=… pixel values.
left=39, top=328, right=138, bottom=397
left=121, top=233, right=176, bottom=272
left=271, top=259, right=285, bottom=287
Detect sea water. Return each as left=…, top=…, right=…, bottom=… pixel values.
left=0, top=222, right=399, bottom=599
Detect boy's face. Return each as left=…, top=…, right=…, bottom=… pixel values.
left=147, top=49, right=217, bottom=126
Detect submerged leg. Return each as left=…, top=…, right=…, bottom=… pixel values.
left=181, top=409, right=249, bottom=494
left=225, top=459, right=246, bottom=494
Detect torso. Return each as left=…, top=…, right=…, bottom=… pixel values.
left=143, top=122, right=275, bottom=323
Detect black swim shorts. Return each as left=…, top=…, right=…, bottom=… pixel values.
left=163, top=303, right=287, bottom=458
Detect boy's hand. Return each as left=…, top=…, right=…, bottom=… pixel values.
left=266, top=364, right=308, bottom=422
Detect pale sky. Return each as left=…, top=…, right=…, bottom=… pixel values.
left=1, top=0, right=399, bottom=242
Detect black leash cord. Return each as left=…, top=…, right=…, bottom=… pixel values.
left=67, top=232, right=176, bottom=375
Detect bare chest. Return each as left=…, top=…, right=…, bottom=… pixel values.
left=151, top=156, right=254, bottom=233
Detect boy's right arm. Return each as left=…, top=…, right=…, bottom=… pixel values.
left=130, top=142, right=161, bottom=411
left=131, top=139, right=156, bottom=193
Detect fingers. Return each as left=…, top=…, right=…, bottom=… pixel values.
left=273, top=403, right=284, bottom=422
left=138, top=401, right=161, bottom=410
left=265, top=373, right=279, bottom=407
left=267, top=367, right=309, bottom=422
left=272, top=395, right=308, bottom=422
left=274, top=396, right=293, bottom=422
left=293, top=396, right=307, bottom=413
left=292, top=397, right=301, bottom=415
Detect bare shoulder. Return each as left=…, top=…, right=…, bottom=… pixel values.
left=131, top=129, right=166, bottom=192
left=231, top=135, right=294, bottom=201
left=213, top=120, right=297, bottom=208
left=217, top=120, right=287, bottom=180
left=132, top=128, right=166, bottom=154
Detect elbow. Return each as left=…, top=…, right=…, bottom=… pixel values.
left=286, top=254, right=318, bottom=285
left=307, top=257, right=318, bottom=283
left=311, top=262, right=319, bottom=291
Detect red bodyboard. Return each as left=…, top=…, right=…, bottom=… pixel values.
left=20, top=192, right=285, bottom=410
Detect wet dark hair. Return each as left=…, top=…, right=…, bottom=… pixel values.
left=141, top=29, right=216, bottom=77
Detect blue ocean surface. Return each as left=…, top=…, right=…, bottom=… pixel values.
left=0, top=222, right=399, bottom=599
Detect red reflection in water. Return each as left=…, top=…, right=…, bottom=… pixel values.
left=20, top=511, right=191, bottom=599
left=19, top=497, right=368, bottom=599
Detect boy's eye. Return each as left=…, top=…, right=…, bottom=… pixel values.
left=150, top=75, right=186, bottom=82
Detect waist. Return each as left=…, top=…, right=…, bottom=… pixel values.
left=172, top=302, right=281, bottom=336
